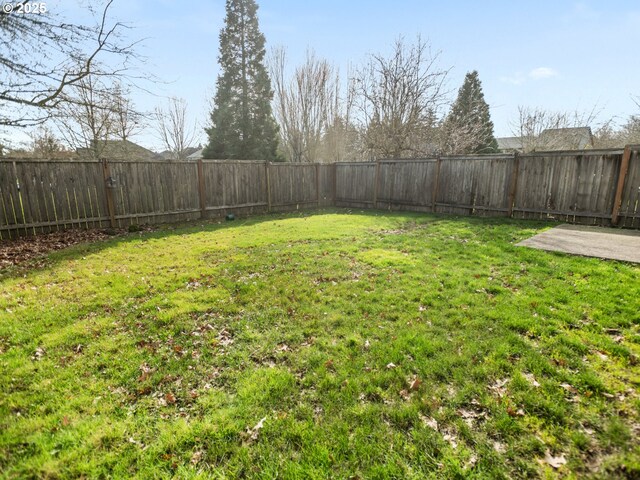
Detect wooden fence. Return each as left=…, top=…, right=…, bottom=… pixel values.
left=335, top=146, right=640, bottom=228
left=0, top=146, right=638, bottom=238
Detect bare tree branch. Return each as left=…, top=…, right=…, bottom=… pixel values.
left=351, top=36, right=449, bottom=159
left=0, top=0, right=145, bottom=127
left=270, top=48, right=351, bottom=162
left=154, top=97, right=197, bottom=160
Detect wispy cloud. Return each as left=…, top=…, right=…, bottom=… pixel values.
left=500, top=73, right=526, bottom=85
left=529, top=67, right=558, bottom=80
left=500, top=67, right=559, bottom=85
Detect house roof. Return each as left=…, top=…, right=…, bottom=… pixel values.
left=158, top=147, right=201, bottom=160
left=496, top=137, right=524, bottom=151
left=77, top=140, right=161, bottom=160
left=497, top=127, right=594, bottom=153
left=538, top=127, right=593, bottom=150
left=186, top=148, right=204, bottom=160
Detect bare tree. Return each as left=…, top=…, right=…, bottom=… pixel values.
left=155, top=97, right=197, bottom=160
left=351, top=36, right=449, bottom=159
left=0, top=0, right=143, bottom=128
left=55, top=74, right=117, bottom=160
left=270, top=48, right=351, bottom=162
left=511, top=106, right=601, bottom=152
left=30, top=126, right=68, bottom=159
left=110, top=82, right=146, bottom=157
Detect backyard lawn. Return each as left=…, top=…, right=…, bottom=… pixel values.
left=0, top=210, right=639, bottom=479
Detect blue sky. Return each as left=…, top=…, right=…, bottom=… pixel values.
left=12, top=0, right=640, bottom=150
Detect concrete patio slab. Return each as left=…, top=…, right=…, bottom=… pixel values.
left=517, top=224, right=640, bottom=263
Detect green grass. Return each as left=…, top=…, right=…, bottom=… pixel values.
left=1, top=210, right=639, bottom=479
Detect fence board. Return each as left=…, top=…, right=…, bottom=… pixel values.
left=619, top=149, right=640, bottom=228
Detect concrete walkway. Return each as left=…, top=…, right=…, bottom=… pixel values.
left=517, top=224, right=640, bottom=263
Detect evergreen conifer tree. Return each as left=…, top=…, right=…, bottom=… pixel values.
left=442, top=71, right=498, bottom=154
left=203, top=0, right=279, bottom=160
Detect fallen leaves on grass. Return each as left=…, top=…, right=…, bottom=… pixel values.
left=419, top=414, right=438, bottom=430
left=523, top=373, right=540, bottom=387
left=542, top=451, right=567, bottom=469
left=386, top=362, right=396, bottom=369
left=190, top=450, right=204, bottom=465
left=442, top=430, right=459, bottom=449
left=506, top=406, right=525, bottom=417
left=32, top=347, right=45, bottom=361
left=245, top=416, right=267, bottom=443
left=493, top=441, right=506, bottom=453
left=0, top=229, right=126, bottom=269
left=488, top=378, right=509, bottom=397
left=409, top=376, right=422, bottom=391
left=560, top=383, right=578, bottom=394
left=216, top=329, right=234, bottom=348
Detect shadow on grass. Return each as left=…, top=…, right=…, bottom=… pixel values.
left=0, top=207, right=555, bottom=282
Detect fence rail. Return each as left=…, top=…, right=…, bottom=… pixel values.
left=1, top=146, right=639, bottom=238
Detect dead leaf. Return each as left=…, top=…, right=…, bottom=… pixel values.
left=543, top=451, right=567, bottom=469
left=442, top=432, right=458, bottom=449
left=506, top=406, right=525, bottom=417
left=465, top=454, right=477, bottom=469
left=61, top=416, right=70, bottom=426
left=165, top=392, right=176, bottom=405
left=32, top=347, right=45, bottom=361
left=386, top=362, right=396, bottom=369
left=488, top=378, right=509, bottom=397
left=419, top=414, right=438, bottom=430
left=364, top=339, right=370, bottom=349
left=560, top=383, right=578, bottom=394
left=523, top=373, right=540, bottom=387
left=324, top=359, right=334, bottom=369
left=493, top=441, right=506, bottom=453
left=247, top=416, right=267, bottom=442
left=409, top=377, right=422, bottom=391
left=190, top=450, right=203, bottom=465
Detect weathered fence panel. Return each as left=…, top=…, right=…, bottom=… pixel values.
left=2, top=146, right=639, bottom=239
left=202, top=161, right=267, bottom=217
left=269, top=163, right=319, bottom=210
left=513, top=151, right=620, bottom=225
left=335, top=162, right=376, bottom=208
left=318, top=164, right=335, bottom=207
left=109, top=161, right=200, bottom=227
left=0, top=160, right=109, bottom=238
left=436, top=155, right=514, bottom=217
left=376, top=159, right=437, bottom=212
left=618, top=148, right=640, bottom=228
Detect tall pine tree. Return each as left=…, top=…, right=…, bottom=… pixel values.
left=203, top=0, right=279, bottom=160
left=441, top=71, right=498, bottom=154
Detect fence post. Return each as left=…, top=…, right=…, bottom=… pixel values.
left=316, top=163, right=321, bottom=207
left=373, top=160, right=380, bottom=209
left=333, top=162, right=338, bottom=206
left=506, top=152, right=520, bottom=218
left=265, top=161, right=272, bottom=212
left=101, top=158, right=116, bottom=228
left=611, top=145, right=632, bottom=226
left=431, top=156, right=441, bottom=213
left=197, top=159, right=206, bottom=219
